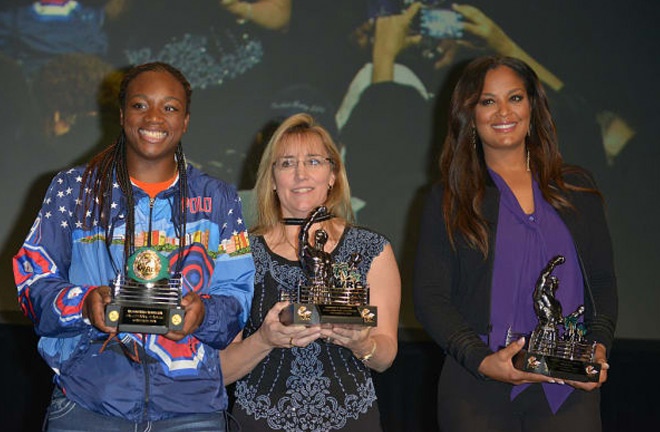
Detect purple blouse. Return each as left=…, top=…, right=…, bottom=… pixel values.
left=489, top=169, right=584, bottom=414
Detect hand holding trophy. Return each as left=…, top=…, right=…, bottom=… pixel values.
left=509, top=255, right=601, bottom=382
left=279, top=206, right=378, bottom=327
left=104, top=246, right=185, bottom=335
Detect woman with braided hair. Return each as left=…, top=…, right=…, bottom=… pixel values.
left=13, top=62, right=255, bottom=431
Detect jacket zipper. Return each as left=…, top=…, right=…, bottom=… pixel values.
left=141, top=338, right=150, bottom=421
left=142, top=197, right=156, bottom=420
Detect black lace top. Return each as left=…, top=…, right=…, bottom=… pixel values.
left=233, top=226, right=387, bottom=431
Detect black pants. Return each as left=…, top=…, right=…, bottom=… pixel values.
left=437, top=357, right=601, bottom=432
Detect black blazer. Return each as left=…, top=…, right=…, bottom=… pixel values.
left=413, top=170, right=618, bottom=378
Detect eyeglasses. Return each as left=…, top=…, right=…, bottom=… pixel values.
left=273, top=156, right=334, bottom=171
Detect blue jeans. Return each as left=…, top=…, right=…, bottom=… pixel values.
left=45, top=387, right=228, bottom=432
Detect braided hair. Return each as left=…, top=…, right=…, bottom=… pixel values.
left=80, top=62, right=192, bottom=273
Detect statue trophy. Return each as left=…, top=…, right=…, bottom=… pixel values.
left=508, top=255, right=601, bottom=382
left=105, top=247, right=185, bottom=334
left=279, top=206, right=377, bottom=326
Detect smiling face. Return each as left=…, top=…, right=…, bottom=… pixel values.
left=273, top=132, right=336, bottom=219
left=474, top=66, right=531, bottom=156
left=120, top=70, right=190, bottom=177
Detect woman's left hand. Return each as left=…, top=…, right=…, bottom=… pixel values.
left=320, top=324, right=373, bottom=357
left=314, top=243, right=400, bottom=372
left=565, top=343, right=610, bottom=391
left=165, top=291, right=205, bottom=341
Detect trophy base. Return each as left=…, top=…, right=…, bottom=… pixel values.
left=105, top=303, right=185, bottom=335
left=279, top=303, right=377, bottom=326
left=513, top=349, right=601, bottom=382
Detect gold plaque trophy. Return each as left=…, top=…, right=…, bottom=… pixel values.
left=279, top=206, right=377, bottom=326
left=509, top=256, right=601, bottom=382
left=105, top=247, right=185, bottom=334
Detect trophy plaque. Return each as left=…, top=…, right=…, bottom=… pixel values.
left=509, top=255, right=601, bottom=382
left=279, top=206, right=377, bottom=327
left=105, top=247, right=185, bottom=334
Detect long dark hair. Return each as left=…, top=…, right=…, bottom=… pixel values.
left=440, top=55, right=598, bottom=256
left=80, top=62, right=192, bottom=271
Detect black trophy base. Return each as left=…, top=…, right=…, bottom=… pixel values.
left=105, top=303, right=185, bottom=335
left=279, top=303, right=377, bottom=326
left=513, top=349, right=601, bottom=382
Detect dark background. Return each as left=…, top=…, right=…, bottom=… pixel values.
left=0, top=1, right=658, bottom=430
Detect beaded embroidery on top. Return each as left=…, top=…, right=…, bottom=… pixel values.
left=235, top=227, right=386, bottom=431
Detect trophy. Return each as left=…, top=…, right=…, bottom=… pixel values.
left=508, top=255, right=601, bottom=382
left=105, top=247, right=185, bottom=334
left=279, top=206, right=377, bottom=326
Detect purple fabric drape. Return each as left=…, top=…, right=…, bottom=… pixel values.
left=489, top=169, right=584, bottom=413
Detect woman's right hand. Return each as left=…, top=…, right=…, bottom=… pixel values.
left=373, top=3, right=423, bottom=61
left=257, top=301, right=321, bottom=348
left=82, top=285, right=116, bottom=334
left=371, top=3, right=423, bottom=83
left=477, top=337, right=560, bottom=385
left=220, top=300, right=320, bottom=384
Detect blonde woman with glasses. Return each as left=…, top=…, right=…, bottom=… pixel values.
left=220, top=113, right=401, bottom=431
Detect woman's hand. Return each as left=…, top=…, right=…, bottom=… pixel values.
left=478, top=337, right=559, bottom=385
left=372, top=2, right=423, bottom=83
left=317, top=243, right=401, bottom=372
left=165, top=291, right=205, bottom=341
left=450, top=3, right=564, bottom=90
left=565, top=343, right=610, bottom=391
left=258, top=301, right=321, bottom=348
left=452, top=3, right=517, bottom=56
left=373, top=3, right=423, bottom=62
left=220, top=301, right=319, bottom=384
left=320, top=323, right=373, bottom=356
left=82, top=285, right=116, bottom=334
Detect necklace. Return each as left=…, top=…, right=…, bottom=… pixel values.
left=284, top=236, right=298, bottom=255
left=282, top=213, right=334, bottom=225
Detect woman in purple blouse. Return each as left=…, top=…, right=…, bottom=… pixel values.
left=414, top=56, right=617, bottom=431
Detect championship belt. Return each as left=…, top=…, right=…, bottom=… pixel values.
left=105, top=247, right=185, bottom=334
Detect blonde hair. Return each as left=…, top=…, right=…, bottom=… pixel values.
left=251, top=113, right=354, bottom=236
